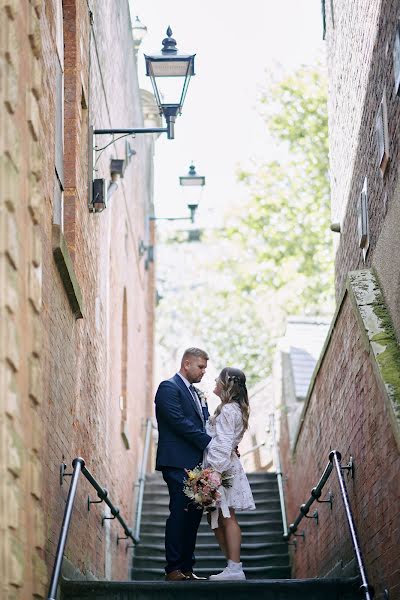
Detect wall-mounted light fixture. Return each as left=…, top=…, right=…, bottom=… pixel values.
left=93, top=27, right=194, bottom=142
left=150, top=163, right=206, bottom=224
left=132, top=15, right=147, bottom=54
left=89, top=27, right=196, bottom=213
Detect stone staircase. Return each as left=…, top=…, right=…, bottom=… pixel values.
left=61, top=471, right=360, bottom=599
left=131, top=471, right=290, bottom=580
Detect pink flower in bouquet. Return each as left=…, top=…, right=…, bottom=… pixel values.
left=207, top=471, right=222, bottom=487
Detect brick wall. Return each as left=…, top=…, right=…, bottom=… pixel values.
left=280, top=293, right=400, bottom=598
left=1, top=0, right=47, bottom=597
left=326, top=0, right=400, bottom=340
left=1, top=0, right=156, bottom=596
left=278, top=3, right=400, bottom=598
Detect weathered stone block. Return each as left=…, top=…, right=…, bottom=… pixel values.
left=3, top=114, right=20, bottom=171
left=31, top=405, right=42, bottom=452
left=4, top=60, right=18, bottom=114
left=29, top=136, right=42, bottom=181
left=4, top=206, right=19, bottom=270
left=30, top=453, right=42, bottom=500
left=31, top=312, right=42, bottom=357
left=31, top=223, right=41, bottom=268
left=6, top=531, right=24, bottom=588
left=31, top=54, right=41, bottom=100
left=28, top=3, right=41, bottom=59
left=28, top=184, right=42, bottom=224
left=3, top=360, right=19, bottom=419
left=32, top=551, right=47, bottom=598
left=6, top=475, right=21, bottom=530
left=5, top=310, right=19, bottom=371
left=28, top=262, right=42, bottom=313
left=4, top=0, right=18, bottom=20
left=27, top=90, right=40, bottom=141
left=6, top=420, right=23, bottom=477
left=28, top=353, right=41, bottom=404
left=4, top=261, right=19, bottom=314
left=33, top=500, right=45, bottom=550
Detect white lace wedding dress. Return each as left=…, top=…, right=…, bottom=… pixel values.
left=203, top=402, right=256, bottom=528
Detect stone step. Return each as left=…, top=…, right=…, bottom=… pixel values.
left=142, top=494, right=280, bottom=508
left=138, top=529, right=285, bottom=544
left=133, top=552, right=289, bottom=570
left=140, top=509, right=282, bottom=525
left=130, top=565, right=293, bottom=581
left=62, top=578, right=359, bottom=600
left=144, top=479, right=278, bottom=492
left=139, top=520, right=285, bottom=537
left=135, top=541, right=288, bottom=558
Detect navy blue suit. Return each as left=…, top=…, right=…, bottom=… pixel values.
left=155, top=374, right=211, bottom=574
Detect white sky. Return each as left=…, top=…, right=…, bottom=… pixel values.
left=129, top=0, right=325, bottom=224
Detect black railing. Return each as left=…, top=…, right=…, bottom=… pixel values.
left=285, top=450, right=374, bottom=600
left=47, top=457, right=137, bottom=600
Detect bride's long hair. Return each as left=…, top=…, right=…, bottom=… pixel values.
left=212, top=367, right=250, bottom=433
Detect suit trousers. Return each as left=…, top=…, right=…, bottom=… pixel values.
left=162, top=467, right=203, bottom=574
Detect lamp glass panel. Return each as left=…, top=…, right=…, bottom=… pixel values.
left=153, top=75, right=189, bottom=106
left=150, top=59, right=193, bottom=77
left=182, top=184, right=203, bottom=209
left=180, top=176, right=205, bottom=187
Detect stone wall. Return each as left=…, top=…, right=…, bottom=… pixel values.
left=0, top=0, right=156, bottom=596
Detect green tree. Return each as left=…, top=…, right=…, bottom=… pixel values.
left=156, top=64, right=333, bottom=387
left=223, top=64, right=333, bottom=312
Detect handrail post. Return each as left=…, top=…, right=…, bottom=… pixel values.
left=330, top=451, right=374, bottom=600
left=269, top=413, right=288, bottom=538
left=133, top=418, right=153, bottom=543
left=47, top=457, right=85, bottom=600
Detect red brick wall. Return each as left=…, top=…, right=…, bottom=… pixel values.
left=36, top=0, right=155, bottom=584
left=325, top=0, right=400, bottom=338
left=280, top=295, right=400, bottom=598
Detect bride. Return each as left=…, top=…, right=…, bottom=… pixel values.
left=204, top=367, right=255, bottom=580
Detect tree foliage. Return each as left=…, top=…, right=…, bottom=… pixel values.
left=156, top=64, right=334, bottom=388
left=224, top=65, right=333, bottom=312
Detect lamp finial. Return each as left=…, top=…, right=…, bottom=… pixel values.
left=162, top=27, right=178, bottom=54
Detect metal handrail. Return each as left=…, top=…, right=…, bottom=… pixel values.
left=47, top=457, right=137, bottom=600
left=268, top=414, right=289, bottom=538
left=132, top=417, right=153, bottom=544
left=287, top=450, right=374, bottom=600
left=241, top=440, right=266, bottom=457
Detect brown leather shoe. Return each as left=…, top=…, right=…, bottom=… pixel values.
left=183, top=571, right=208, bottom=580
left=165, top=570, right=189, bottom=581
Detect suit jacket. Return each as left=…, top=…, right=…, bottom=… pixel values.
left=155, top=374, right=211, bottom=470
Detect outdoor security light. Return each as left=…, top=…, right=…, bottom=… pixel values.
left=144, top=27, right=195, bottom=140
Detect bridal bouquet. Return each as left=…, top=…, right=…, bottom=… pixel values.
left=183, top=465, right=233, bottom=510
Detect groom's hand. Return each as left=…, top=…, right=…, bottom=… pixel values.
left=235, top=446, right=240, bottom=458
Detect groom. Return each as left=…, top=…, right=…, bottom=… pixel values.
left=155, top=347, right=211, bottom=581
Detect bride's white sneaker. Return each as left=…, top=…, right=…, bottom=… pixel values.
left=209, top=561, right=246, bottom=580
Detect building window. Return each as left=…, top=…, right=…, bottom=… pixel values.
left=358, top=178, right=369, bottom=262
left=376, top=92, right=389, bottom=175
left=394, top=24, right=400, bottom=96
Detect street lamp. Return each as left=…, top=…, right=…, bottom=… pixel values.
left=179, top=163, right=206, bottom=223
left=149, top=163, right=205, bottom=224
left=132, top=15, right=147, bottom=53
left=144, top=27, right=195, bottom=140
left=89, top=27, right=196, bottom=212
